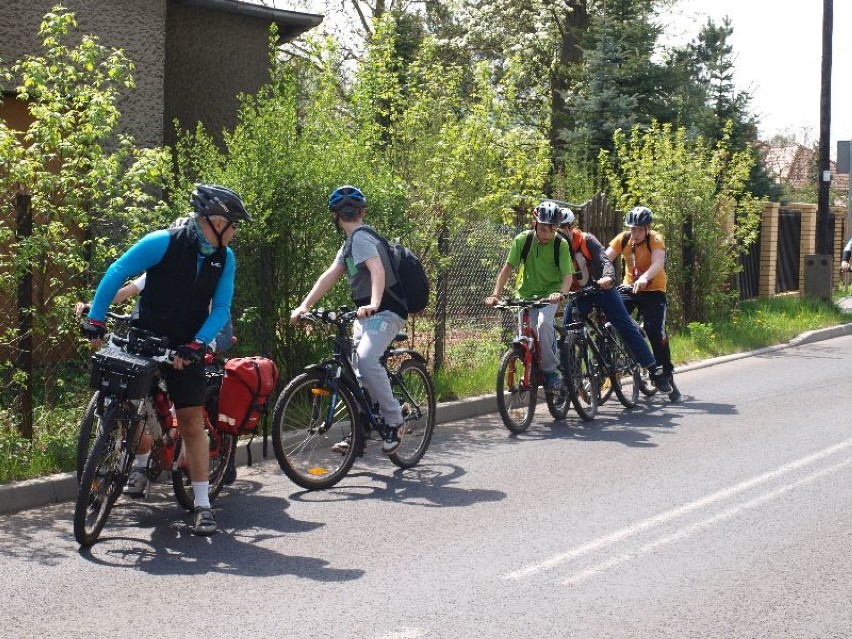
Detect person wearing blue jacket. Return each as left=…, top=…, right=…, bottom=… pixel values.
left=80, top=184, right=249, bottom=536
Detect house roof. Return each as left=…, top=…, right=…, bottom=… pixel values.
left=172, top=0, right=323, bottom=38
left=760, top=142, right=849, bottom=194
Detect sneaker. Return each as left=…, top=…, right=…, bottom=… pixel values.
left=193, top=506, right=217, bottom=536
left=648, top=366, right=673, bottom=394
left=382, top=423, right=404, bottom=454
left=123, top=468, right=149, bottom=498
left=331, top=437, right=351, bottom=455
left=667, top=374, right=682, bottom=402
left=543, top=371, right=562, bottom=392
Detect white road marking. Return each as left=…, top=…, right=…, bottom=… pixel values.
left=562, top=456, right=852, bottom=585
left=502, top=438, right=852, bottom=580
left=374, top=628, right=427, bottom=639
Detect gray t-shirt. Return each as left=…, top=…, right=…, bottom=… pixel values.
left=335, top=225, right=404, bottom=317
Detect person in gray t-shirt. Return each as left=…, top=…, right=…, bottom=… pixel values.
left=290, top=186, right=407, bottom=454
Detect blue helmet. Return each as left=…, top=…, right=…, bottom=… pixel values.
left=329, top=185, right=366, bottom=219
left=625, top=206, right=653, bottom=227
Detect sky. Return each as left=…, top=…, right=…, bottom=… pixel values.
left=663, top=0, right=852, bottom=154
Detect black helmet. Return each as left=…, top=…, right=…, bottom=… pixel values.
left=328, top=185, right=366, bottom=220
left=624, top=205, right=652, bottom=227
left=190, top=184, right=251, bottom=222
left=533, top=200, right=561, bottom=225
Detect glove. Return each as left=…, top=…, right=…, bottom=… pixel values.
left=80, top=318, right=106, bottom=340
left=175, top=340, right=205, bottom=364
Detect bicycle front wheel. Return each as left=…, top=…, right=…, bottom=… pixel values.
left=563, top=334, right=599, bottom=422
left=496, top=346, right=537, bottom=433
left=73, top=402, right=134, bottom=547
left=271, top=371, right=361, bottom=490
left=638, top=368, right=659, bottom=396
left=388, top=359, right=437, bottom=469
left=76, top=391, right=99, bottom=482
left=171, top=412, right=237, bottom=511
left=609, top=331, right=640, bottom=409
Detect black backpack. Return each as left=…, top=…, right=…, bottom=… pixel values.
left=520, top=230, right=564, bottom=269
left=349, top=226, right=430, bottom=314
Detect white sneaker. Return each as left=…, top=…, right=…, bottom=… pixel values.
left=331, top=437, right=351, bottom=454
left=123, top=468, right=149, bottom=498
left=382, top=424, right=403, bottom=454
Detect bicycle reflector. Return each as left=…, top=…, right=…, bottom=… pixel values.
left=311, top=388, right=331, bottom=396
left=308, top=467, right=329, bottom=476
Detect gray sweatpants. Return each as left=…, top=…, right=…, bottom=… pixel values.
left=352, top=310, right=406, bottom=427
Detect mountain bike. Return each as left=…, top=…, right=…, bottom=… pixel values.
left=493, top=299, right=570, bottom=433
left=74, top=324, right=236, bottom=546
left=271, top=307, right=436, bottom=490
left=562, top=284, right=642, bottom=415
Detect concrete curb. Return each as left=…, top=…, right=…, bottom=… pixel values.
left=3, top=320, right=852, bottom=515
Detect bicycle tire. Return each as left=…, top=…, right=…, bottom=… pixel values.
left=388, top=359, right=437, bottom=469
left=271, top=370, right=361, bottom=490
left=171, top=411, right=237, bottom=511
left=546, top=374, right=571, bottom=420
left=563, top=333, right=599, bottom=421
left=609, top=330, right=640, bottom=409
left=75, top=391, right=99, bottom=482
left=73, top=402, right=134, bottom=546
left=496, top=346, right=537, bottom=434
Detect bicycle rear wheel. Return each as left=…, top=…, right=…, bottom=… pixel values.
left=271, top=370, right=361, bottom=490
left=609, top=331, right=640, bottom=409
left=638, top=368, right=659, bottom=396
left=563, top=334, right=599, bottom=422
left=496, top=346, right=537, bottom=433
left=171, top=411, right=237, bottom=511
left=388, top=359, right=436, bottom=469
left=73, top=402, right=134, bottom=547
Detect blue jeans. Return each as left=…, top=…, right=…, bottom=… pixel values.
left=562, top=287, right=656, bottom=369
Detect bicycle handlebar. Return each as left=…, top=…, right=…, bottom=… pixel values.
left=493, top=298, right=555, bottom=310
left=565, top=283, right=601, bottom=301
left=299, top=307, right=359, bottom=326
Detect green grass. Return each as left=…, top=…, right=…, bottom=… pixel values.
left=2, top=294, right=850, bottom=484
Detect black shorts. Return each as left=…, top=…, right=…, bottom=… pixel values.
left=163, top=360, right=206, bottom=409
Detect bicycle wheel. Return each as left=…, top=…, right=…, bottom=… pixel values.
left=171, top=412, right=238, bottom=512
left=609, top=331, right=640, bottom=409
left=388, top=359, right=437, bottom=469
left=272, top=370, right=361, bottom=490
left=563, top=334, right=599, bottom=422
left=74, top=402, right=135, bottom=547
left=496, top=346, right=537, bottom=434
left=76, top=391, right=99, bottom=482
left=546, top=373, right=571, bottom=420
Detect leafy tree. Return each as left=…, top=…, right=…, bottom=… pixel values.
left=0, top=6, right=169, bottom=437
left=600, top=121, right=764, bottom=327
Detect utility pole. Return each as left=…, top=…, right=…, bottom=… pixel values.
left=816, top=0, right=833, bottom=255
left=805, top=0, right=834, bottom=299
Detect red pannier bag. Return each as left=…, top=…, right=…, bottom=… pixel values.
left=217, top=357, right=279, bottom=435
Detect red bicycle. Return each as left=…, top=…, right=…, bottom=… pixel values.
left=493, top=299, right=569, bottom=433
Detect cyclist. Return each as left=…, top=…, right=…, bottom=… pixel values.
left=840, top=237, right=852, bottom=273
left=80, top=184, right=249, bottom=535
left=557, top=208, right=671, bottom=393
left=290, top=186, right=407, bottom=454
left=484, top=200, right=574, bottom=391
left=605, top=205, right=681, bottom=402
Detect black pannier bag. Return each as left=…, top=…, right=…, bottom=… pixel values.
left=89, top=348, right=160, bottom=399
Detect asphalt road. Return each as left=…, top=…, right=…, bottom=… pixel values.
left=2, top=335, right=852, bottom=638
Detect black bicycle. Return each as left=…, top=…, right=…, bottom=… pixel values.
left=271, top=307, right=436, bottom=490
left=74, top=325, right=236, bottom=546
left=561, top=284, right=644, bottom=417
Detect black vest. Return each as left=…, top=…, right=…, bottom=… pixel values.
left=135, top=224, right=226, bottom=347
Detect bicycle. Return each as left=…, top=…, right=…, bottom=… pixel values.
left=493, top=299, right=570, bottom=433
left=74, top=323, right=236, bottom=546
left=271, top=307, right=436, bottom=490
left=562, top=284, right=642, bottom=416
left=75, top=313, right=234, bottom=486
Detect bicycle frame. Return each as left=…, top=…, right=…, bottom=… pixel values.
left=506, top=304, right=545, bottom=389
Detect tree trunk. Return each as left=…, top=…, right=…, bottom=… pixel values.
left=432, top=222, right=449, bottom=373
left=15, top=194, right=34, bottom=440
